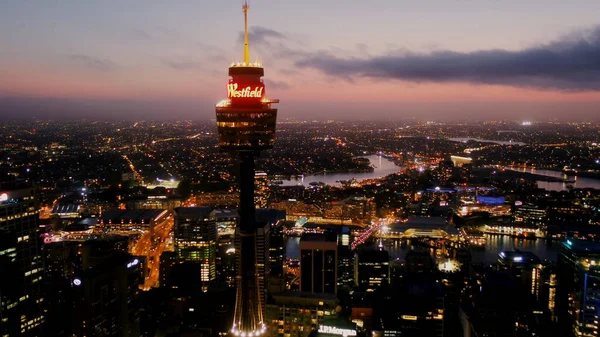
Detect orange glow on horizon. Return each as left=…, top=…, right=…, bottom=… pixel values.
left=3, top=63, right=600, bottom=105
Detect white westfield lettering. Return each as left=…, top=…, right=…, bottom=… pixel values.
left=227, top=83, right=264, bottom=98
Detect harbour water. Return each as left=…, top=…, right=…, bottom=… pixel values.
left=282, top=155, right=400, bottom=186
left=508, top=167, right=600, bottom=191
left=285, top=234, right=560, bottom=265
left=449, top=138, right=526, bottom=146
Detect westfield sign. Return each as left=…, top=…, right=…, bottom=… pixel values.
left=227, top=83, right=264, bottom=98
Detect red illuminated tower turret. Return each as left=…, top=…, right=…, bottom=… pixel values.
left=215, top=2, right=278, bottom=336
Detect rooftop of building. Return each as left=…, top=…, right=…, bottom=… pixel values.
left=390, top=216, right=459, bottom=235
left=272, top=291, right=337, bottom=301
left=300, top=232, right=337, bottom=243
left=229, top=62, right=263, bottom=68
left=64, top=218, right=97, bottom=232
left=52, top=203, right=81, bottom=214
left=174, top=207, right=214, bottom=218
left=214, top=208, right=238, bottom=217
left=483, top=270, right=518, bottom=289
left=357, top=248, right=390, bottom=261
left=101, top=209, right=167, bottom=222
left=319, top=316, right=357, bottom=331
left=561, top=239, right=600, bottom=254
left=255, top=208, right=286, bottom=221
left=126, top=194, right=181, bottom=201
left=0, top=174, right=32, bottom=190
left=498, top=250, right=541, bottom=264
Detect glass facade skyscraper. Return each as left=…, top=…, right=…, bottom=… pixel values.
left=557, top=239, right=600, bottom=337
left=0, top=176, right=44, bottom=336
left=174, top=207, right=217, bottom=288
left=300, top=233, right=338, bottom=294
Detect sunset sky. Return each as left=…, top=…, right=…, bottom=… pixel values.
left=1, top=0, right=600, bottom=120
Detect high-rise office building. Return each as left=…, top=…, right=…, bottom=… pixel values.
left=497, top=250, right=544, bottom=301
left=215, top=2, right=279, bottom=335
left=246, top=222, right=270, bottom=314
left=0, top=176, right=44, bottom=336
left=405, top=250, right=435, bottom=274
left=255, top=172, right=269, bottom=208
left=337, top=226, right=354, bottom=288
left=43, top=237, right=140, bottom=337
left=354, top=248, right=390, bottom=291
left=174, top=207, right=217, bottom=288
left=557, top=239, right=600, bottom=337
left=300, top=233, right=338, bottom=294
left=72, top=246, right=142, bottom=337
left=265, top=292, right=338, bottom=337
left=374, top=250, right=444, bottom=337
left=256, top=209, right=286, bottom=283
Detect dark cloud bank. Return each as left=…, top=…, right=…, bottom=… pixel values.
left=295, top=26, right=600, bottom=91
left=238, top=26, right=287, bottom=46
left=70, top=54, right=118, bottom=72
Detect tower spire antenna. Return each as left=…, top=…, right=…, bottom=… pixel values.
left=243, top=1, right=250, bottom=64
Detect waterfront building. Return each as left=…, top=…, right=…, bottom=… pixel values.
left=513, top=202, right=547, bottom=230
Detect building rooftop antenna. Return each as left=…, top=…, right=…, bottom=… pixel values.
left=243, top=1, right=250, bottom=64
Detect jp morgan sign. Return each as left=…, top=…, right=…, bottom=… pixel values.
left=318, top=325, right=357, bottom=337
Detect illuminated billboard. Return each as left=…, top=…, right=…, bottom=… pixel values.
left=318, top=325, right=357, bottom=337
left=227, top=82, right=264, bottom=99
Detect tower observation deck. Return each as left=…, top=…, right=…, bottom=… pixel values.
left=215, top=2, right=278, bottom=336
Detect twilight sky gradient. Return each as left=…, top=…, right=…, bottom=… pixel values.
left=1, top=0, right=600, bottom=121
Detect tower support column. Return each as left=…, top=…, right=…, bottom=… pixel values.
left=239, top=152, right=256, bottom=233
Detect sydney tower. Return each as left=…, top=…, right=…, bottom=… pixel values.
left=215, top=2, right=279, bottom=336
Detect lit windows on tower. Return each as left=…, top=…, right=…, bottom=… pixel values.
left=174, top=207, right=217, bottom=289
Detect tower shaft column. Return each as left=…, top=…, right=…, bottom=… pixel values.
left=239, top=152, right=256, bottom=233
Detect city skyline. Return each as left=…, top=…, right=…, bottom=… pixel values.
left=2, top=0, right=600, bottom=121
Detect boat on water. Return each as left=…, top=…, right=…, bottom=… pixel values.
left=515, top=232, right=537, bottom=241
left=468, top=233, right=487, bottom=249
left=562, top=167, right=578, bottom=176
